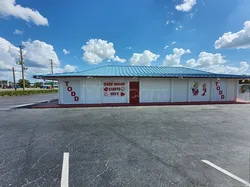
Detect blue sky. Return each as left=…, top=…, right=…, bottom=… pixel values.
left=1, top=0, right=250, bottom=81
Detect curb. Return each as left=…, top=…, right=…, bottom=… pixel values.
left=30, top=101, right=250, bottom=109
left=12, top=100, right=50, bottom=109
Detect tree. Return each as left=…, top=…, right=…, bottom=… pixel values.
left=34, top=82, right=42, bottom=88
left=18, top=79, right=30, bottom=88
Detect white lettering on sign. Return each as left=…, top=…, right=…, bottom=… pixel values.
left=65, top=81, right=79, bottom=101
left=215, top=82, right=225, bottom=99
left=103, top=82, right=126, bottom=97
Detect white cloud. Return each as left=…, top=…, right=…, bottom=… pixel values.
left=26, top=22, right=31, bottom=28
left=188, top=29, right=195, bottom=32
left=172, top=41, right=176, bottom=45
left=82, top=39, right=115, bottom=64
left=63, top=64, right=77, bottom=72
left=113, top=56, right=126, bottom=63
left=82, top=39, right=125, bottom=64
left=0, top=37, right=79, bottom=81
left=130, top=50, right=160, bottom=66
left=126, top=46, right=132, bottom=50
left=189, top=13, right=194, bottom=19
left=63, top=49, right=70, bottom=55
left=215, top=21, right=250, bottom=49
left=176, top=25, right=183, bottom=31
left=186, top=51, right=249, bottom=74
left=13, top=29, right=23, bottom=35
left=0, top=0, right=48, bottom=26
left=164, top=45, right=169, bottom=49
left=202, top=62, right=249, bottom=74
left=163, top=48, right=191, bottom=66
left=0, top=37, right=19, bottom=72
left=176, top=0, right=197, bottom=12
left=0, top=61, right=11, bottom=70
left=26, top=64, right=77, bottom=80
left=186, top=52, right=226, bottom=68
left=22, top=40, right=60, bottom=68
left=166, top=20, right=176, bottom=26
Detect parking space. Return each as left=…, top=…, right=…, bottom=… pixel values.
left=0, top=105, right=250, bottom=186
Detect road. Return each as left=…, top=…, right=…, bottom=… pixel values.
left=1, top=104, right=250, bottom=186
left=0, top=93, right=58, bottom=110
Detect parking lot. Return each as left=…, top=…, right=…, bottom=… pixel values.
left=0, top=93, right=58, bottom=110
left=1, top=105, right=250, bottom=186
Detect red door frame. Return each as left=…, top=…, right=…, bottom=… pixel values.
left=129, top=82, right=140, bottom=104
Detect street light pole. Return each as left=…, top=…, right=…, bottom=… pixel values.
left=8, top=67, right=16, bottom=91
left=49, top=59, right=54, bottom=89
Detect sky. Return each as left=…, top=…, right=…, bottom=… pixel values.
left=0, top=0, right=250, bottom=81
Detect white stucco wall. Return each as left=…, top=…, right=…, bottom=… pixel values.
left=58, top=78, right=239, bottom=104
left=140, top=78, right=170, bottom=103
left=172, top=79, right=188, bottom=102
left=85, top=79, right=101, bottom=104
left=227, top=79, right=237, bottom=101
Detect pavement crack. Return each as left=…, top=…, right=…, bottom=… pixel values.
left=20, top=164, right=59, bottom=187
left=105, top=125, right=207, bottom=187
left=31, top=151, right=49, bottom=169
left=85, top=158, right=111, bottom=187
left=0, top=160, right=5, bottom=168
left=69, top=125, right=104, bottom=155
left=0, top=166, right=29, bottom=178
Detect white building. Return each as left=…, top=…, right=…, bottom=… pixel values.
left=0, top=80, right=10, bottom=88
left=33, top=65, right=250, bottom=105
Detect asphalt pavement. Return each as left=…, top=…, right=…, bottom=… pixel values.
left=1, top=105, right=250, bottom=186
left=0, top=93, right=58, bottom=110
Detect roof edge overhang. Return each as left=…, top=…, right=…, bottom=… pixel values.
left=33, top=75, right=250, bottom=80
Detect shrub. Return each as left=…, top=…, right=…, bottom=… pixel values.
left=0, top=89, right=58, bottom=96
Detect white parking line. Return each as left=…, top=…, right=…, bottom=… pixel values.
left=61, top=153, right=69, bottom=187
left=202, top=160, right=250, bottom=187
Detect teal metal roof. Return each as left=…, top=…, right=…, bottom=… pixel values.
left=33, top=65, right=250, bottom=79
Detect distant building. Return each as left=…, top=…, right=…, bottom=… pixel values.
left=0, top=80, right=9, bottom=88
left=42, top=81, right=58, bottom=88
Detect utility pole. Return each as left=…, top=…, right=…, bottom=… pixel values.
left=12, top=67, right=16, bottom=91
left=50, top=59, right=54, bottom=89
left=8, top=67, right=16, bottom=91
left=19, top=45, right=25, bottom=90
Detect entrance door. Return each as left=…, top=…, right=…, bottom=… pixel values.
left=129, top=82, right=140, bottom=104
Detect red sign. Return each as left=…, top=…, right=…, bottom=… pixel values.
left=215, top=82, right=225, bottom=99
left=65, top=81, right=79, bottom=102
left=103, top=82, right=126, bottom=97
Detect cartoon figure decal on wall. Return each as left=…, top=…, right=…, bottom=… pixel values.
left=191, top=81, right=207, bottom=96
left=192, top=82, right=199, bottom=96
left=201, top=83, right=207, bottom=96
